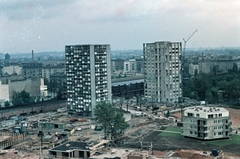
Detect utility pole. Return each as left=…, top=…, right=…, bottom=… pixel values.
left=181, top=29, right=198, bottom=121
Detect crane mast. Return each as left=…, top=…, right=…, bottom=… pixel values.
left=180, top=29, right=198, bottom=121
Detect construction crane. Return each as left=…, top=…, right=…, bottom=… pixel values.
left=182, top=29, right=198, bottom=79
left=180, top=29, right=198, bottom=121
left=183, top=29, right=198, bottom=57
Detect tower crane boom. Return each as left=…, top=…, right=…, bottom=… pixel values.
left=183, top=29, right=198, bottom=56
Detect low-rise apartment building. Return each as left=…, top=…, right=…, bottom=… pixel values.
left=182, top=106, right=232, bottom=140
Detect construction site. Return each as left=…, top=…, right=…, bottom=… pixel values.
left=0, top=99, right=240, bottom=158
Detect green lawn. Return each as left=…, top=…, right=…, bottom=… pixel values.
left=158, top=127, right=182, bottom=138
left=208, top=134, right=240, bottom=146
left=165, top=127, right=182, bottom=132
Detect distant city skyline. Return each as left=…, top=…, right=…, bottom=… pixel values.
left=0, top=0, right=239, bottom=53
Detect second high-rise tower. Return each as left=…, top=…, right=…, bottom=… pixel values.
left=143, top=41, right=182, bottom=103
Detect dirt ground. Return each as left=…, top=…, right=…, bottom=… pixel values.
left=117, top=106, right=240, bottom=157
left=226, top=108, right=240, bottom=129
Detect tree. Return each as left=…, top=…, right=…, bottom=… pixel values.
left=194, top=74, right=211, bottom=100
left=212, top=65, right=218, bottom=76
left=194, top=69, right=198, bottom=76
left=12, top=90, right=31, bottom=106
left=165, top=110, right=170, bottom=118
left=205, top=90, right=213, bottom=103
left=4, top=101, right=10, bottom=107
left=93, top=101, right=129, bottom=139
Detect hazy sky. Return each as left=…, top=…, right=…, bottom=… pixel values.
left=0, top=0, right=239, bottom=53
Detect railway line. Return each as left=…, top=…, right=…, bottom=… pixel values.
left=0, top=99, right=67, bottom=120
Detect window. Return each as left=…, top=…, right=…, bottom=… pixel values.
left=218, top=132, right=222, bottom=135
left=188, top=113, right=193, bottom=117
left=208, top=114, right=213, bottom=118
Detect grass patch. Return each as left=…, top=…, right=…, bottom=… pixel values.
left=165, top=127, right=182, bottom=132
left=208, top=135, right=240, bottom=146
left=158, top=127, right=182, bottom=138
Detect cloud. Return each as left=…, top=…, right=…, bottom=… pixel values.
left=0, top=0, right=239, bottom=53
left=0, top=0, right=78, bottom=21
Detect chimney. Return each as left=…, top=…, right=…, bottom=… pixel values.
left=32, top=50, right=34, bottom=62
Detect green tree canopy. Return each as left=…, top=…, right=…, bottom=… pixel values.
left=4, top=101, right=10, bottom=107
left=93, top=101, right=129, bottom=140
left=183, top=65, right=240, bottom=104
left=165, top=110, right=170, bottom=118
left=12, top=90, right=31, bottom=106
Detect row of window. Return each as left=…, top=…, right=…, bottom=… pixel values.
left=190, top=131, right=224, bottom=136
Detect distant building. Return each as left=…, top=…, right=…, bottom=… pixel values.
left=0, top=76, right=43, bottom=105
left=143, top=41, right=182, bottom=103
left=65, top=44, right=112, bottom=116
left=42, top=63, right=66, bottom=81
left=22, top=63, right=43, bottom=78
left=182, top=106, right=232, bottom=140
left=49, top=73, right=67, bottom=98
left=189, top=63, right=199, bottom=76
left=136, top=58, right=144, bottom=74
left=111, top=59, right=124, bottom=72
left=112, top=77, right=144, bottom=97
left=197, top=59, right=240, bottom=74
left=5, top=53, right=10, bottom=60
left=124, top=59, right=137, bottom=74
left=1, top=65, right=23, bottom=76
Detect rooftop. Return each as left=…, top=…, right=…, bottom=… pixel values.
left=49, top=141, right=90, bottom=152
left=185, top=106, right=228, bottom=114
left=112, top=79, right=143, bottom=86
left=184, top=106, right=230, bottom=118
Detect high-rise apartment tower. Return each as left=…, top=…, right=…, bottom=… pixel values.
left=143, top=41, right=182, bottom=103
left=65, top=44, right=112, bottom=116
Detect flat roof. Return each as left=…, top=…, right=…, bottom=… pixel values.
left=111, top=76, right=143, bottom=83
left=49, top=141, right=90, bottom=152
left=112, top=79, right=144, bottom=86
left=184, top=106, right=228, bottom=114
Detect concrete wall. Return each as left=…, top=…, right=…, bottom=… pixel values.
left=0, top=77, right=41, bottom=104
left=0, top=81, right=10, bottom=101
left=2, top=66, right=23, bottom=75
left=9, top=78, right=41, bottom=100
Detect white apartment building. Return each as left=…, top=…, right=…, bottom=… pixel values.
left=189, top=63, right=199, bottom=76
left=182, top=106, right=232, bottom=140
left=143, top=41, right=182, bottom=103
left=65, top=44, right=112, bottom=117
left=123, top=59, right=137, bottom=74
